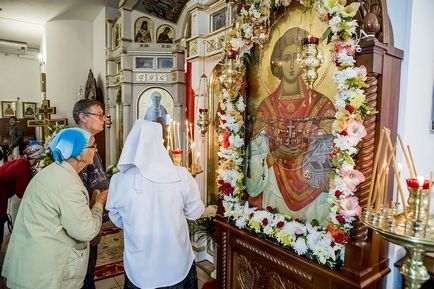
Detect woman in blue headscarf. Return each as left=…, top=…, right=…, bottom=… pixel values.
left=2, top=128, right=108, bottom=289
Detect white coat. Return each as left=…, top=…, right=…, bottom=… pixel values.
left=106, top=119, right=204, bottom=289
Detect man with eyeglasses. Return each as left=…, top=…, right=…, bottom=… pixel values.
left=72, top=99, right=109, bottom=289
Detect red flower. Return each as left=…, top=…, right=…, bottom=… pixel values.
left=327, top=13, right=333, bottom=20
left=294, top=218, right=302, bottom=223
left=340, top=130, right=348, bottom=136
left=217, top=179, right=224, bottom=185
left=262, top=218, right=268, bottom=226
left=345, top=104, right=355, bottom=113
left=241, top=192, right=249, bottom=201
left=249, top=212, right=254, bottom=219
left=336, top=215, right=346, bottom=223
left=220, top=130, right=231, bottom=149
left=276, top=221, right=284, bottom=228
left=221, top=182, right=234, bottom=196
left=266, top=206, right=273, bottom=212
left=326, top=225, right=350, bottom=244
left=335, top=190, right=343, bottom=198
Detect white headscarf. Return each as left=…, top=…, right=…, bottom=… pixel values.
left=117, top=119, right=180, bottom=183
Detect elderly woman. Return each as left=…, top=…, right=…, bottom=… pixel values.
left=1, top=128, right=108, bottom=289
left=106, top=119, right=204, bottom=289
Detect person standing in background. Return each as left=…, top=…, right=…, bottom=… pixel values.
left=8, top=117, right=23, bottom=160
left=72, top=99, right=109, bottom=289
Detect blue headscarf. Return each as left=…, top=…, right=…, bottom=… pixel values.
left=49, top=128, right=91, bottom=163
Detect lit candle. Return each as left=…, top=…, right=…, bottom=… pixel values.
left=396, top=163, right=402, bottom=205
left=417, top=175, right=425, bottom=221
left=186, top=121, right=189, bottom=169
left=189, top=123, right=193, bottom=143
left=168, top=122, right=174, bottom=150
left=196, top=152, right=200, bottom=171
left=176, top=122, right=181, bottom=150
left=384, top=167, right=389, bottom=206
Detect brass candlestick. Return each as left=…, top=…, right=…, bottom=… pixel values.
left=363, top=129, right=434, bottom=289
left=297, top=36, right=323, bottom=89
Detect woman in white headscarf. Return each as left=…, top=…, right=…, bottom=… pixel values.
left=106, top=119, right=204, bottom=289
left=1, top=128, right=108, bottom=289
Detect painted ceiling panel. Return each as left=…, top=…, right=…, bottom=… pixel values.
left=134, top=0, right=189, bottom=23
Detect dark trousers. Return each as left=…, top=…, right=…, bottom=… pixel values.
left=124, top=262, right=198, bottom=289
left=81, top=244, right=98, bottom=289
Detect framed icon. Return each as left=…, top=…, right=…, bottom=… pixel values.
left=211, top=8, right=227, bottom=32
left=157, top=57, right=173, bottom=69
left=1, top=101, right=16, bottom=117
left=23, top=102, right=37, bottom=117
left=135, top=57, right=154, bottom=69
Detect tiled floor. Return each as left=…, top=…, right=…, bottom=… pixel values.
left=95, top=263, right=214, bottom=289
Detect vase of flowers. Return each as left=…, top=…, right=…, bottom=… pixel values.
left=188, top=205, right=217, bottom=278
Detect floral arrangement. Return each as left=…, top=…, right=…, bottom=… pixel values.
left=34, top=122, right=67, bottom=172
left=217, top=0, right=373, bottom=268
left=188, top=205, right=218, bottom=243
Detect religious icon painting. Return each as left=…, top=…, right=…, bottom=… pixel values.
left=1, top=101, right=16, bottom=117
left=156, top=25, right=175, bottom=44
left=244, top=7, right=336, bottom=225
left=135, top=57, right=154, bottom=69
left=136, top=87, right=174, bottom=126
left=112, top=19, right=121, bottom=49
left=22, top=102, right=37, bottom=117
left=211, top=8, right=226, bottom=32
left=134, top=17, right=153, bottom=43
left=157, top=57, right=173, bottom=69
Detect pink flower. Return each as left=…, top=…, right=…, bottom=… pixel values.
left=357, top=65, right=367, bottom=80
left=339, top=196, right=362, bottom=218
left=339, top=169, right=365, bottom=191
left=334, top=41, right=356, bottom=56
left=347, top=120, right=367, bottom=140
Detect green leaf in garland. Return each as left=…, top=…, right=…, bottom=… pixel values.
left=319, top=27, right=331, bottom=44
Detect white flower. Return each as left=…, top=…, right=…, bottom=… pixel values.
left=236, top=97, right=246, bottom=112
left=202, top=205, right=217, bottom=218
left=229, top=135, right=244, bottom=148
left=294, top=237, right=308, bottom=255
left=229, top=37, right=245, bottom=51
left=263, top=225, right=274, bottom=236
left=329, top=15, right=342, bottom=33
left=235, top=216, right=248, bottom=228
left=337, top=50, right=356, bottom=66
left=286, top=221, right=307, bottom=236
left=242, top=23, right=253, bottom=39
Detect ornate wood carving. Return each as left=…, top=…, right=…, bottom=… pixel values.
left=355, top=0, right=394, bottom=45
left=235, top=239, right=313, bottom=282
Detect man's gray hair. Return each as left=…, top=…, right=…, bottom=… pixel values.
left=72, top=99, right=102, bottom=124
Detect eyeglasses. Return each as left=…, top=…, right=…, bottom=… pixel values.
left=83, top=112, right=106, bottom=120
left=85, top=143, right=97, bottom=149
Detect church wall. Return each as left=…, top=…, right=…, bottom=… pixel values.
left=0, top=54, right=40, bottom=118
left=387, top=0, right=434, bottom=288
left=45, top=20, right=93, bottom=123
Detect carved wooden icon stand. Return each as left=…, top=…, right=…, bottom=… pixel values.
left=215, top=1, right=403, bottom=288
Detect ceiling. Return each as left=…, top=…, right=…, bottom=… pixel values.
left=0, top=0, right=120, bottom=49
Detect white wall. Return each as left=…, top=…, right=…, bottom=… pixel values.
left=0, top=54, right=40, bottom=118
left=387, top=0, right=434, bottom=288
left=45, top=20, right=93, bottom=123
